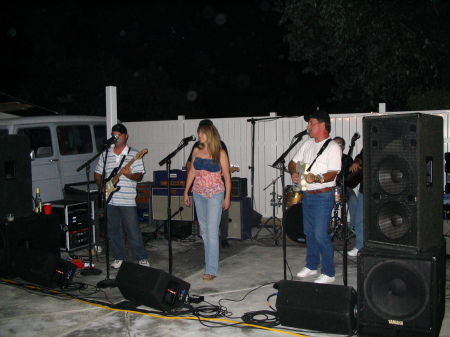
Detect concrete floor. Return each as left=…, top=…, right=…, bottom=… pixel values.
left=1, top=220, right=449, bottom=337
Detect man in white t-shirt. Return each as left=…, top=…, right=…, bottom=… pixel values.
left=288, top=110, right=341, bottom=284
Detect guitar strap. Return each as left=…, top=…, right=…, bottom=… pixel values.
left=306, top=139, right=332, bottom=172
left=117, top=148, right=131, bottom=171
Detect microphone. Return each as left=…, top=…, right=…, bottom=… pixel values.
left=182, top=135, right=196, bottom=142
left=105, top=134, right=118, bottom=145
left=294, top=129, right=309, bottom=138
left=351, top=132, right=361, bottom=141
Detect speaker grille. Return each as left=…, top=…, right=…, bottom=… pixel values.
left=357, top=242, right=446, bottom=336
left=363, top=113, right=443, bottom=252
left=364, top=260, right=429, bottom=320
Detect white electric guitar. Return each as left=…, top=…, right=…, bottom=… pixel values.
left=295, top=161, right=310, bottom=191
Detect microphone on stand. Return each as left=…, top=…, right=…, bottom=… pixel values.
left=182, top=135, right=196, bottom=142
left=294, top=129, right=310, bottom=138
left=351, top=132, right=360, bottom=142
left=105, top=134, right=118, bottom=146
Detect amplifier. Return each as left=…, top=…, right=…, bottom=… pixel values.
left=136, top=181, right=153, bottom=204
left=231, top=178, right=248, bottom=198
left=152, top=188, right=194, bottom=221
left=198, top=197, right=252, bottom=241
left=153, top=169, right=187, bottom=187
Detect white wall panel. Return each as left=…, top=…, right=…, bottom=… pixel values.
left=124, top=110, right=450, bottom=217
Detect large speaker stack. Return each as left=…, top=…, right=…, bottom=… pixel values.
left=0, top=135, right=32, bottom=219
left=359, top=113, right=446, bottom=337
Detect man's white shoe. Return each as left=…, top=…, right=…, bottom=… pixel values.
left=314, top=274, right=335, bottom=284
left=111, top=260, right=123, bottom=269
left=139, top=259, right=150, bottom=267
left=296, top=267, right=318, bottom=278
left=347, top=248, right=359, bottom=257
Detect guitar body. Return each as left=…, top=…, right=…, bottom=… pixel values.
left=102, top=149, right=148, bottom=204
left=295, top=161, right=310, bottom=191
left=105, top=179, right=120, bottom=204
left=345, top=168, right=363, bottom=189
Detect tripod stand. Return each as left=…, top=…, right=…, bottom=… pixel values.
left=329, top=188, right=355, bottom=243
left=252, top=176, right=282, bottom=244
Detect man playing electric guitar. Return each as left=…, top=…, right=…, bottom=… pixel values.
left=288, top=110, right=342, bottom=284
left=94, top=123, right=150, bottom=269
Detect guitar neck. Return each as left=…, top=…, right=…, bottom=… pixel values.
left=111, top=158, right=136, bottom=184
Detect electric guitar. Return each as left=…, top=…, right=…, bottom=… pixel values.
left=346, top=167, right=363, bottom=189
left=104, top=149, right=148, bottom=204
left=230, top=165, right=240, bottom=173
left=295, top=161, right=310, bottom=191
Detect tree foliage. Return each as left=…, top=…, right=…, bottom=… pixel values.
left=274, top=0, right=450, bottom=112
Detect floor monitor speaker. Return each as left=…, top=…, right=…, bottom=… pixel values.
left=363, top=113, right=443, bottom=252
left=13, top=248, right=76, bottom=288
left=276, top=280, right=357, bottom=335
left=116, top=261, right=190, bottom=312
left=357, top=241, right=446, bottom=337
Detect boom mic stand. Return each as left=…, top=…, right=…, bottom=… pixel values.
left=158, top=137, right=195, bottom=274
left=271, top=134, right=305, bottom=280
left=96, top=146, right=116, bottom=288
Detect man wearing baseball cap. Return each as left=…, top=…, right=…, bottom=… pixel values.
left=288, top=110, right=342, bottom=284
left=95, top=123, right=149, bottom=269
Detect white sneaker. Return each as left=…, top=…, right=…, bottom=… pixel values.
left=348, top=248, right=359, bottom=257
left=139, top=259, right=150, bottom=267
left=296, top=267, right=318, bottom=278
left=314, top=274, right=335, bottom=284
left=111, top=260, right=123, bottom=269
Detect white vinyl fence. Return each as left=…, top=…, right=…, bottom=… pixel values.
left=125, top=109, right=450, bottom=218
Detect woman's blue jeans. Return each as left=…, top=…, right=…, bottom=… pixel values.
left=193, top=192, right=224, bottom=275
left=302, top=190, right=335, bottom=277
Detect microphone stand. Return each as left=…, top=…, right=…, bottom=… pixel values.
left=271, top=135, right=305, bottom=280
left=158, top=138, right=194, bottom=274
left=76, top=145, right=109, bottom=277
left=247, top=115, right=287, bottom=208
left=97, top=145, right=118, bottom=288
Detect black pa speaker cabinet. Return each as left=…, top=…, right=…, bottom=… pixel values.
left=363, top=113, right=443, bottom=252
left=116, top=261, right=190, bottom=312
left=228, top=197, right=252, bottom=241
left=0, top=214, right=60, bottom=278
left=0, top=135, right=32, bottom=219
left=357, top=241, right=446, bottom=337
left=231, top=177, right=247, bottom=197
left=13, top=248, right=76, bottom=288
left=276, top=280, right=357, bottom=335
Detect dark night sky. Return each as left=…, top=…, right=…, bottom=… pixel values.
left=0, top=1, right=335, bottom=121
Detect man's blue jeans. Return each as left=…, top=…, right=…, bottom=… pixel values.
left=302, top=190, right=335, bottom=277
left=193, top=192, right=224, bottom=276
left=349, top=191, right=364, bottom=249
left=107, top=205, right=148, bottom=261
